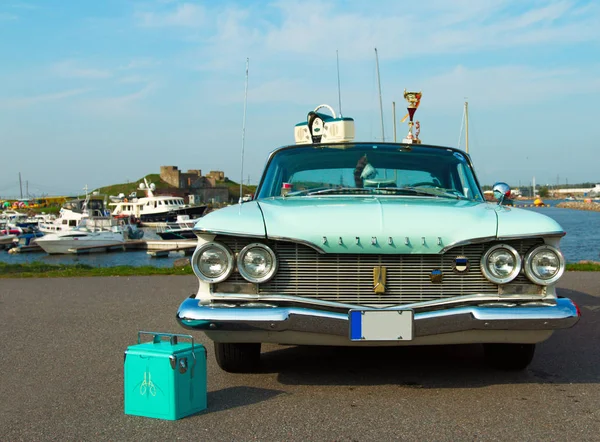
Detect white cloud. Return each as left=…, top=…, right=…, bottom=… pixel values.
left=0, top=88, right=91, bottom=109
left=258, top=0, right=599, bottom=60
left=0, top=13, right=18, bottom=20
left=118, top=75, right=147, bottom=84
left=135, top=2, right=205, bottom=28
left=420, top=64, right=600, bottom=111
left=169, top=0, right=598, bottom=67
left=79, top=83, right=157, bottom=115
left=52, top=60, right=112, bottom=79
left=119, top=58, right=160, bottom=70
left=9, top=2, right=38, bottom=10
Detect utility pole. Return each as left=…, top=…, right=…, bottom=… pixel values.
left=26, top=180, right=28, bottom=198
left=19, top=172, right=23, bottom=199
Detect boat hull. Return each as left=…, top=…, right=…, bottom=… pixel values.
left=156, top=229, right=196, bottom=240
left=37, top=233, right=124, bottom=254
left=140, top=206, right=207, bottom=223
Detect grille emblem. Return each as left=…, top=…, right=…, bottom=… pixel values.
left=453, top=256, right=470, bottom=274
left=373, top=266, right=387, bottom=294
left=430, top=269, right=443, bottom=284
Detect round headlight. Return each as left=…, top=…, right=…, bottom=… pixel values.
left=481, top=244, right=522, bottom=284
left=191, top=242, right=234, bottom=283
left=524, top=245, right=565, bottom=285
left=237, top=243, right=277, bottom=283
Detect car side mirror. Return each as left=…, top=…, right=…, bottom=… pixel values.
left=492, top=182, right=511, bottom=205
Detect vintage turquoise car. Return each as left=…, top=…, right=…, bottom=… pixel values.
left=177, top=105, right=580, bottom=373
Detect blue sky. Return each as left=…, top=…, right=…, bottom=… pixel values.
left=0, top=0, right=599, bottom=197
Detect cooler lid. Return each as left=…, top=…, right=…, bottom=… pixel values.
left=126, top=341, right=198, bottom=356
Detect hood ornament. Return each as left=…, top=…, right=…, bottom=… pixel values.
left=373, top=266, right=387, bottom=294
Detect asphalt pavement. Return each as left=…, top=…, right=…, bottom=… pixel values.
left=1, top=273, right=599, bottom=441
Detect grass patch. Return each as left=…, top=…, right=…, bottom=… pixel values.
left=94, top=173, right=173, bottom=197
left=566, top=262, right=600, bottom=272
left=0, top=262, right=193, bottom=278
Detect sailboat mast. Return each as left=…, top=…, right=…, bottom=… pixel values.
left=374, top=48, right=385, bottom=142
left=392, top=101, right=397, bottom=142
left=336, top=50, right=343, bottom=117
left=464, top=100, right=469, bottom=154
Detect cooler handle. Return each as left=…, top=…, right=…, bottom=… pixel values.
left=137, top=331, right=196, bottom=377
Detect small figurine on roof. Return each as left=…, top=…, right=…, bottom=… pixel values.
left=401, top=90, right=422, bottom=144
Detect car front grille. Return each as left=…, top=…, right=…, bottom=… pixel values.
left=216, top=236, right=543, bottom=306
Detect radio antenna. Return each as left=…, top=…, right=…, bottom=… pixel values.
left=374, top=48, right=385, bottom=142
left=336, top=50, right=343, bottom=117
left=239, top=58, right=249, bottom=204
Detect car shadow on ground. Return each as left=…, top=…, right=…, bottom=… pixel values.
left=194, top=386, right=285, bottom=416
left=256, top=289, right=599, bottom=388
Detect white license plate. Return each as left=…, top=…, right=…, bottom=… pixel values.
left=349, top=310, right=414, bottom=341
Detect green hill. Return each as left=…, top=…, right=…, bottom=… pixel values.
left=217, top=179, right=257, bottom=200
left=95, top=174, right=173, bottom=196
left=95, top=174, right=257, bottom=201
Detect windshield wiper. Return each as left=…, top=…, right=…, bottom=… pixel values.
left=373, top=187, right=465, bottom=199
left=286, top=187, right=367, bottom=197
left=284, top=186, right=466, bottom=199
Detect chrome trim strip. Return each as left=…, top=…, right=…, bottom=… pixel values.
left=266, top=235, right=326, bottom=254
left=497, top=231, right=566, bottom=240
left=207, top=292, right=553, bottom=311
left=177, top=297, right=579, bottom=337
left=194, top=228, right=266, bottom=239
left=439, top=236, right=497, bottom=253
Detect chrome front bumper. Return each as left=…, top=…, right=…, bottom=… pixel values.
left=177, top=297, right=580, bottom=339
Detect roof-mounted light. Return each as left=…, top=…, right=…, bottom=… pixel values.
left=294, top=104, right=355, bottom=145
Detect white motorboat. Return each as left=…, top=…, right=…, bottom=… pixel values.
left=0, top=233, right=17, bottom=250
left=36, top=227, right=125, bottom=254
left=39, top=196, right=112, bottom=233
left=156, top=215, right=198, bottom=240
left=109, top=179, right=207, bottom=223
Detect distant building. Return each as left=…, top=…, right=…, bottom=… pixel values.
left=553, top=184, right=600, bottom=197
left=160, top=166, right=203, bottom=189
left=206, top=171, right=225, bottom=181
left=159, top=165, right=229, bottom=203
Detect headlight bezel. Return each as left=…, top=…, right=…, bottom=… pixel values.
left=237, top=242, right=278, bottom=283
left=523, top=244, right=565, bottom=286
left=481, top=244, right=522, bottom=284
left=191, top=241, right=234, bottom=283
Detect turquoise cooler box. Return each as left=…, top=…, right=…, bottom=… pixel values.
left=124, top=332, right=207, bottom=420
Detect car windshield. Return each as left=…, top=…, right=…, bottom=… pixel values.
left=256, top=143, right=484, bottom=201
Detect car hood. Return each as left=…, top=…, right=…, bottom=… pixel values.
left=193, top=201, right=266, bottom=238
left=257, top=197, right=498, bottom=254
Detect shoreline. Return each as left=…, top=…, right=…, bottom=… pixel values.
left=555, top=201, right=600, bottom=212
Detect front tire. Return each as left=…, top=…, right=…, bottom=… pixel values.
left=484, top=343, right=536, bottom=370
left=214, top=342, right=261, bottom=373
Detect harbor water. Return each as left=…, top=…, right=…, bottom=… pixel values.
left=1, top=205, right=599, bottom=267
